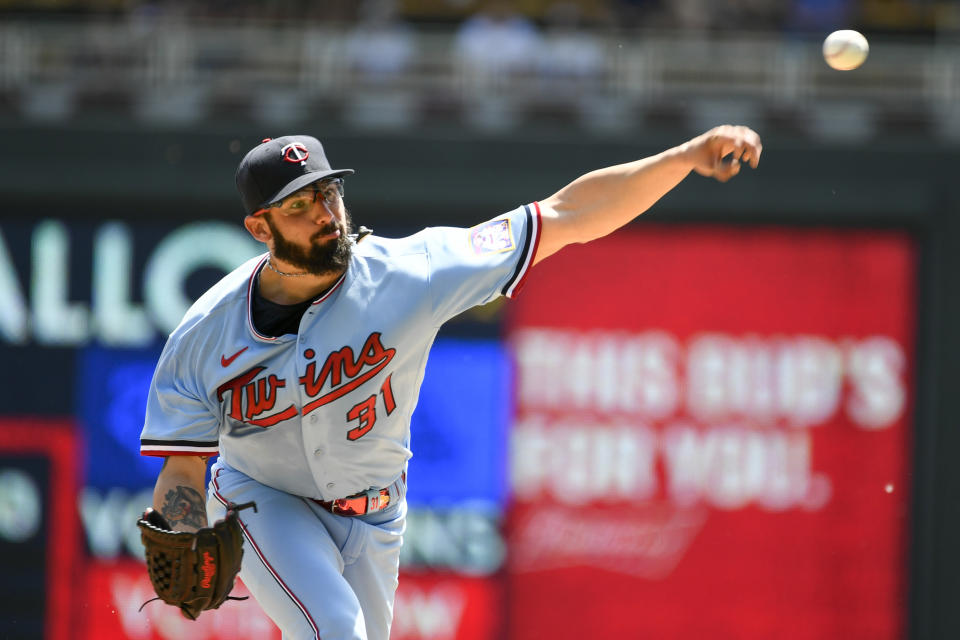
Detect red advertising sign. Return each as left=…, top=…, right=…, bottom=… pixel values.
left=505, top=226, right=914, bottom=640
left=80, top=560, right=500, bottom=640
left=0, top=419, right=80, bottom=640
left=392, top=574, right=502, bottom=640
left=80, top=560, right=280, bottom=640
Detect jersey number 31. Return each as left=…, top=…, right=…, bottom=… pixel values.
left=345, top=374, right=397, bottom=441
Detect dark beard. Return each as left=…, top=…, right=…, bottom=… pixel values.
left=266, top=209, right=354, bottom=276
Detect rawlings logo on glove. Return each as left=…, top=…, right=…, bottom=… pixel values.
left=137, top=501, right=257, bottom=620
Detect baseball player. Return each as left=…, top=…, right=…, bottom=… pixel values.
left=140, top=126, right=761, bottom=639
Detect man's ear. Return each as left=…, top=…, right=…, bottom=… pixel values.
left=244, top=215, right=271, bottom=243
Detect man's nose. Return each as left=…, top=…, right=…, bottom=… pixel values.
left=311, top=199, right=335, bottom=224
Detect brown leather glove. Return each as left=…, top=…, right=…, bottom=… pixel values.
left=137, top=501, right=256, bottom=620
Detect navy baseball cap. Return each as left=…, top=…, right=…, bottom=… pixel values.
left=235, top=135, right=354, bottom=215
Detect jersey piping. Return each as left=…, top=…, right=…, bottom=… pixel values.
left=140, top=438, right=219, bottom=457
left=211, top=469, right=321, bottom=637
left=502, top=202, right=542, bottom=298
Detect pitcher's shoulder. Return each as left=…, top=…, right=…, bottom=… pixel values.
left=353, top=232, right=431, bottom=261
left=171, top=253, right=266, bottom=339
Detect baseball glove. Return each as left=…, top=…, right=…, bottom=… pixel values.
left=137, top=501, right=257, bottom=620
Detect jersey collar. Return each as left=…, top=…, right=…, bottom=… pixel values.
left=245, top=255, right=347, bottom=343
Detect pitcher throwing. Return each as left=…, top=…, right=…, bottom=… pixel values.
left=139, top=127, right=761, bottom=639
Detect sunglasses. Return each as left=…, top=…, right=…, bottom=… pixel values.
left=254, top=178, right=345, bottom=217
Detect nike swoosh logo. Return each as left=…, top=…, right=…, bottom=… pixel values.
left=220, top=347, right=249, bottom=368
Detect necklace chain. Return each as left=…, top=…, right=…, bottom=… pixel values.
left=265, top=257, right=309, bottom=277
left=263, top=227, right=373, bottom=278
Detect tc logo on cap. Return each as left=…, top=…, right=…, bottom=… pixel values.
left=281, top=142, right=309, bottom=166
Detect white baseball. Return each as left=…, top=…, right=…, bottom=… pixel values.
left=823, top=30, right=869, bottom=70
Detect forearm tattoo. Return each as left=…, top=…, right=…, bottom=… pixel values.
left=161, top=485, right=207, bottom=529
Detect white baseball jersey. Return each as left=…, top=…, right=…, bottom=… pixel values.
left=140, top=204, right=541, bottom=500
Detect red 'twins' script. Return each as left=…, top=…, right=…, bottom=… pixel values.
left=300, top=332, right=396, bottom=416
left=216, top=332, right=396, bottom=427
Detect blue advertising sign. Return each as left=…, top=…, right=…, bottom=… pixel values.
left=76, top=338, right=511, bottom=506
left=76, top=346, right=164, bottom=490
left=405, top=339, right=510, bottom=508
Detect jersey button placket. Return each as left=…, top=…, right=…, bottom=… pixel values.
left=300, top=344, right=328, bottom=492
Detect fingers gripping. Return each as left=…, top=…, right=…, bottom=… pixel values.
left=731, top=126, right=762, bottom=168
left=707, top=126, right=762, bottom=181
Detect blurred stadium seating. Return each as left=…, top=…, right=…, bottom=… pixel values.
left=0, top=0, right=956, bottom=140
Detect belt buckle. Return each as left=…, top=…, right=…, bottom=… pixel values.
left=366, top=488, right=390, bottom=513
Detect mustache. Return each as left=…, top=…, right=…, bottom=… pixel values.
left=311, top=221, right=341, bottom=242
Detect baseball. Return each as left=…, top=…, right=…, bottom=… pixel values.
left=823, top=30, right=869, bottom=70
